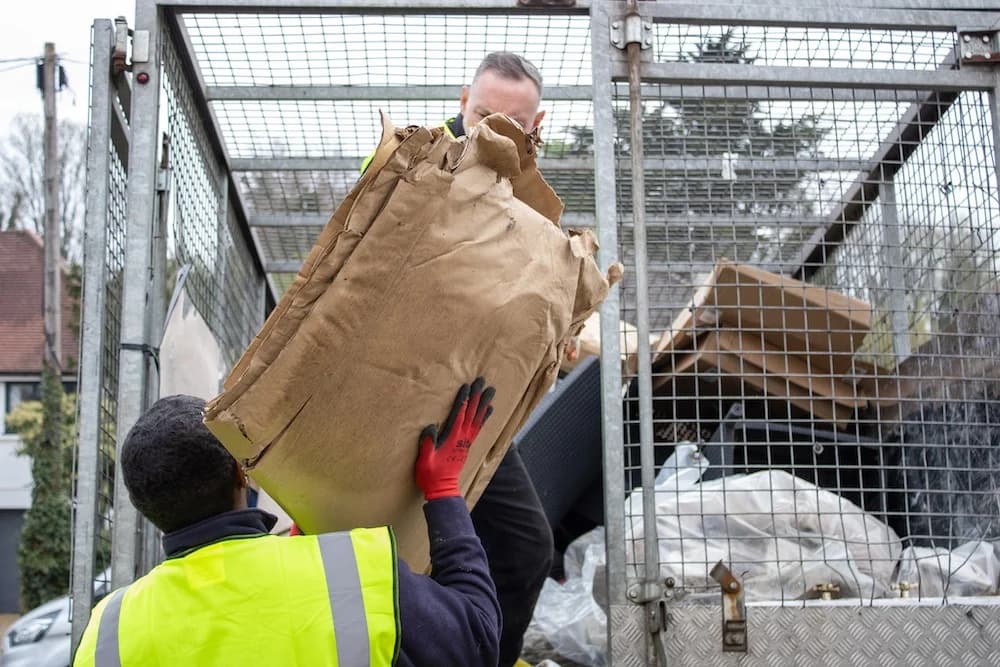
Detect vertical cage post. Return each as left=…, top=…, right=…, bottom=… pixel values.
left=880, top=178, right=912, bottom=361
left=136, top=132, right=172, bottom=575
left=71, top=18, right=114, bottom=650
left=215, top=163, right=230, bottom=337
left=623, top=0, right=662, bottom=597
left=591, top=1, right=627, bottom=611
left=111, top=0, right=162, bottom=590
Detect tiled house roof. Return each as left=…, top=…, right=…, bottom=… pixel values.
left=0, top=230, right=79, bottom=373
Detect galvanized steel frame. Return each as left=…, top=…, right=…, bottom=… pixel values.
left=158, top=0, right=592, bottom=11
left=110, top=0, right=165, bottom=592
left=992, top=71, right=1000, bottom=196
left=205, top=84, right=595, bottom=101
left=72, top=18, right=119, bottom=650
left=80, top=0, right=1000, bottom=664
left=595, top=1, right=1000, bottom=665
left=165, top=0, right=1000, bottom=289
left=148, top=0, right=1000, bottom=10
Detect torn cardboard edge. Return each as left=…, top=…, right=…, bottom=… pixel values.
left=651, top=259, right=874, bottom=377
left=654, top=329, right=868, bottom=408
left=655, top=329, right=859, bottom=426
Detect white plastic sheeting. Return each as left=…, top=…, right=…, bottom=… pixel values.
left=527, top=447, right=1000, bottom=666
left=624, top=469, right=903, bottom=601
left=894, top=541, right=1000, bottom=598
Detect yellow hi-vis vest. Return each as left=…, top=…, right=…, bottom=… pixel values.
left=74, top=528, right=400, bottom=667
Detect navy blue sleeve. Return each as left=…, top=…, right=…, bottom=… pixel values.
left=395, top=496, right=500, bottom=667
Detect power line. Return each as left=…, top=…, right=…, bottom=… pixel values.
left=0, top=56, right=38, bottom=64
left=0, top=61, right=37, bottom=74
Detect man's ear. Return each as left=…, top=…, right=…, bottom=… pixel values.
left=232, top=463, right=250, bottom=510
left=531, top=109, right=546, bottom=133
left=233, top=462, right=248, bottom=491
left=460, top=85, right=470, bottom=115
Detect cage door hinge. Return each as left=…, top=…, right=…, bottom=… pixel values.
left=610, top=12, right=652, bottom=51
left=112, top=16, right=150, bottom=75
left=710, top=560, right=748, bottom=654
left=958, top=31, right=1000, bottom=66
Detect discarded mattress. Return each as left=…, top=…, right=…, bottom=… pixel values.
left=205, top=114, right=615, bottom=570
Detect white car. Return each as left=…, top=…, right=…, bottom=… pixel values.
left=1, top=572, right=110, bottom=667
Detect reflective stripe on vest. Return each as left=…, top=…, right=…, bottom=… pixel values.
left=318, top=532, right=369, bottom=666
left=84, top=528, right=397, bottom=666
left=94, top=587, right=126, bottom=667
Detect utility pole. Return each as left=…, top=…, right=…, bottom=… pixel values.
left=42, top=42, right=61, bottom=369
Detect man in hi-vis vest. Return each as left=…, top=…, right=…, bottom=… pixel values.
left=74, top=379, right=500, bottom=666
left=360, top=54, right=553, bottom=667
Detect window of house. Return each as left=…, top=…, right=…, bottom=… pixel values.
left=2, top=381, right=76, bottom=434
left=4, top=382, right=42, bottom=434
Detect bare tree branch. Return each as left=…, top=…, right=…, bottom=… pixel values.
left=0, top=113, right=86, bottom=263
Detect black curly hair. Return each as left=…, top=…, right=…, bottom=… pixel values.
left=121, top=395, right=240, bottom=533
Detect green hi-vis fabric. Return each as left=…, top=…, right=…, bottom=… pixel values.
left=74, top=528, right=399, bottom=666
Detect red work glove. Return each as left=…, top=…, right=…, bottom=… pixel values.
left=415, top=378, right=496, bottom=501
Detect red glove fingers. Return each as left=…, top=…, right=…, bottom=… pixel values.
left=415, top=378, right=496, bottom=501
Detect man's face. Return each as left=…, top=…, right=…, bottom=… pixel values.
left=460, top=70, right=546, bottom=134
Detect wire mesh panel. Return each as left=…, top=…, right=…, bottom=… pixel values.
left=183, top=12, right=593, bottom=88
left=811, top=89, right=1000, bottom=554
left=161, top=32, right=265, bottom=366
left=609, top=4, right=1000, bottom=619
left=176, top=9, right=594, bottom=291
left=95, top=138, right=128, bottom=585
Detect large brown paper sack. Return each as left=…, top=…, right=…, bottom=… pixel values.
left=205, top=114, right=615, bottom=570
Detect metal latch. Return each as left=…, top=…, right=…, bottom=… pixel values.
left=891, top=581, right=917, bottom=599
left=111, top=16, right=150, bottom=75
left=958, top=31, right=999, bottom=64
left=814, top=582, right=841, bottom=601
left=649, top=599, right=670, bottom=667
left=610, top=13, right=653, bottom=50
left=710, top=561, right=748, bottom=653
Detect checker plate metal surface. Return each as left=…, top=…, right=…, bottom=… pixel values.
left=661, top=604, right=1000, bottom=666
left=610, top=604, right=649, bottom=667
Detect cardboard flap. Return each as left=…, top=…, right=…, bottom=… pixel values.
left=479, top=114, right=565, bottom=225
left=606, top=262, right=625, bottom=286
left=204, top=411, right=257, bottom=462
left=648, top=259, right=873, bottom=377
left=662, top=332, right=855, bottom=425
left=363, top=111, right=401, bottom=178
left=710, top=259, right=872, bottom=362
left=714, top=329, right=868, bottom=409
left=455, top=118, right=521, bottom=179
left=565, top=230, right=611, bottom=325
left=213, top=113, right=415, bottom=400
left=568, top=228, right=599, bottom=258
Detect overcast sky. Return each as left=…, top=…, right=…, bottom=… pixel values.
left=0, top=1, right=135, bottom=132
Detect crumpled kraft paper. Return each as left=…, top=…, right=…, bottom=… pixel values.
left=205, top=114, right=619, bottom=569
